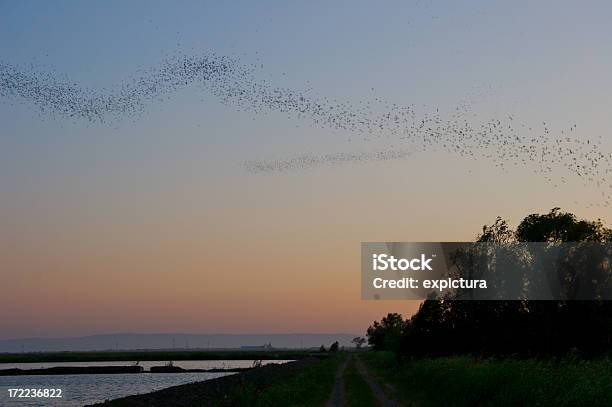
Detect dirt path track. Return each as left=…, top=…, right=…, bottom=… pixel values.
left=354, top=356, right=400, bottom=407
left=326, top=354, right=350, bottom=407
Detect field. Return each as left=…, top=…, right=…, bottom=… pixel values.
left=215, top=355, right=343, bottom=406
left=91, top=356, right=341, bottom=406
left=361, top=351, right=612, bottom=407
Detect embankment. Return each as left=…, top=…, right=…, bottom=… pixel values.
left=89, top=357, right=321, bottom=406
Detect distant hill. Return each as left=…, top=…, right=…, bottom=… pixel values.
left=0, top=333, right=358, bottom=353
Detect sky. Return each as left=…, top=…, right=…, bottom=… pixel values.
left=1, top=0, right=612, bottom=340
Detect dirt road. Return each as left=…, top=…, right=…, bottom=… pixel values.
left=328, top=354, right=400, bottom=407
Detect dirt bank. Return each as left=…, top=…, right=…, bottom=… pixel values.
left=89, top=357, right=320, bottom=406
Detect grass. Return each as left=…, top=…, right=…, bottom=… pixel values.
left=344, top=356, right=377, bottom=406
left=214, top=354, right=344, bottom=407
left=0, top=350, right=314, bottom=364
left=362, top=351, right=612, bottom=407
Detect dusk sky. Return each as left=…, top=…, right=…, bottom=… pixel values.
left=1, top=1, right=612, bottom=339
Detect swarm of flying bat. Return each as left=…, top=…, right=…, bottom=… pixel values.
left=0, top=52, right=610, bottom=207
left=244, top=149, right=413, bottom=173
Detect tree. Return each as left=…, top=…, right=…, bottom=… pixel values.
left=329, top=341, right=339, bottom=352
left=516, top=208, right=612, bottom=242
left=515, top=208, right=612, bottom=355
left=478, top=216, right=515, bottom=243
left=387, top=208, right=612, bottom=358
left=352, top=336, right=366, bottom=349
left=366, top=313, right=407, bottom=351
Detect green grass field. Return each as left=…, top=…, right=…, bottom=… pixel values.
left=215, top=354, right=344, bottom=407
left=362, top=351, right=612, bottom=407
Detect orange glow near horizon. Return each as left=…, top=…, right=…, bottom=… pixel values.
left=2, top=157, right=609, bottom=339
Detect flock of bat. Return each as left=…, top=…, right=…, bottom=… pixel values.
left=0, top=51, right=610, bottom=207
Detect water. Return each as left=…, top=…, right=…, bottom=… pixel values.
left=0, top=360, right=291, bottom=371
left=0, top=360, right=292, bottom=406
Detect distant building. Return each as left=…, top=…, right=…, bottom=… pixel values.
left=241, top=342, right=273, bottom=350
